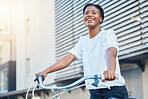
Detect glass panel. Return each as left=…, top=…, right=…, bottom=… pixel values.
left=0, top=9, right=10, bottom=34
left=25, top=18, right=30, bottom=36
left=26, top=58, right=30, bottom=73
left=0, top=73, right=2, bottom=91
left=0, top=41, right=10, bottom=64
left=3, top=71, right=8, bottom=91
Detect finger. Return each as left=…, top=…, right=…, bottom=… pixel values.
left=110, top=71, right=116, bottom=80
left=111, top=74, right=114, bottom=80
left=103, top=71, right=107, bottom=81
left=107, top=70, right=112, bottom=80
left=104, top=72, right=108, bottom=80
left=109, top=71, right=114, bottom=80
left=111, top=73, right=114, bottom=80
left=107, top=71, right=112, bottom=80
left=104, top=71, right=107, bottom=76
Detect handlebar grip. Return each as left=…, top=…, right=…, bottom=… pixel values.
left=100, top=74, right=118, bottom=80
left=34, top=74, right=44, bottom=82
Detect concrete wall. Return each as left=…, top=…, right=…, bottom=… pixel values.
left=142, top=59, right=148, bottom=99
left=60, top=87, right=90, bottom=99
left=122, top=68, right=143, bottom=99
left=16, top=0, right=56, bottom=90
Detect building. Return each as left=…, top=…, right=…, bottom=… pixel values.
left=0, top=0, right=16, bottom=96
left=0, top=0, right=148, bottom=99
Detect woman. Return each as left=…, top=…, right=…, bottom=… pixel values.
left=36, top=3, right=128, bottom=99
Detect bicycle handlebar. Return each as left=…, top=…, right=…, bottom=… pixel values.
left=35, top=74, right=117, bottom=90
left=27, top=74, right=119, bottom=99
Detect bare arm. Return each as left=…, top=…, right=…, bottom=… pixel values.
left=103, top=47, right=117, bottom=80
left=35, top=53, right=76, bottom=79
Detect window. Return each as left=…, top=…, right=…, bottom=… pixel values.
left=0, top=46, right=2, bottom=66
left=25, top=18, right=30, bottom=36
left=3, top=70, right=7, bottom=91
left=0, top=73, right=2, bottom=92
left=0, top=9, right=10, bottom=34
left=0, top=70, right=8, bottom=93
left=0, top=41, right=11, bottom=64
left=26, top=58, right=30, bottom=73
left=0, top=58, right=2, bottom=66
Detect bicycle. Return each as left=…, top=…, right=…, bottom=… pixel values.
left=26, top=74, right=123, bottom=99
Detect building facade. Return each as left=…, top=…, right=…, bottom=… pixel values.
left=54, top=0, right=148, bottom=99
left=0, top=0, right=16, bottom=95
left=0, top=0, right=148, bottom=99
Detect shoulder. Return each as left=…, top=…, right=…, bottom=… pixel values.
left=103, top=29, right=117, bottom=38
left=103, top=29, right=115, bottom=35
left=78, top=35, right=88, bottom=41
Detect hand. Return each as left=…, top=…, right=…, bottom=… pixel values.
left=35, top=71, right=47, bottom=81
left=103, top=70, right=116, bottom=81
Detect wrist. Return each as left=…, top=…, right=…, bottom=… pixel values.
left=108, top=67, right=115, bottom=72
left=43, top=69, right=49, bottom=75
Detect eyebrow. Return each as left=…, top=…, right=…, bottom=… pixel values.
left=85, top=10, right=96, bottom=12
left=91, top=10, right=97, bottom=11
left=85, top=9, right=98, bottom=12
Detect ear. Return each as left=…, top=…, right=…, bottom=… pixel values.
left=100, top=17, right=103, bottom=23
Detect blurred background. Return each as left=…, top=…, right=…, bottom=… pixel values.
left=0, top=0, right=148, bottom=99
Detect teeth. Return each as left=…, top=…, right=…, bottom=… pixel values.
left=87, top=19, right=93, bottom=21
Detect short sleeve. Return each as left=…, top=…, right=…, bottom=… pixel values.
left=103, top=29, right=119, bottom=55
left=69, top=37, right=83, bottom=60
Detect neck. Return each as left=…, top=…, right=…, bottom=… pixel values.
left=88, top=26, right=101, bottom=39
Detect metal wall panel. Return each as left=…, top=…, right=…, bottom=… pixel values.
left=54, top=0, right=148, bottom=81
left=100, top=0, right=148, bottom=59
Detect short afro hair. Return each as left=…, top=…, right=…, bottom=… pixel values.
left=83, top=3, right=104, bottom=24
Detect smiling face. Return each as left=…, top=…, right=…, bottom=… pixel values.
left=83, top=6, right=103, bottom=29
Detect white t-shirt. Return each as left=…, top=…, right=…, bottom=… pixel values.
left=69, top=29, right=125, bottom=89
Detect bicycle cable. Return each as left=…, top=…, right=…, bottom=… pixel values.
left=49, top=83, right=86, bottom=99
left=25, top=80, right=39, bottom=99
left=25, top=80, right=35, bottom=99
left=32, top=82, right=38, bottom=99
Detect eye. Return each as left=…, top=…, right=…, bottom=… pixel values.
left=85, top=12, right=89, bottom=15
left=92, top=12, right=96, bottom=14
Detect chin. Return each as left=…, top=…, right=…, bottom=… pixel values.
left=86, top=23, right=94, bottom=26
left=87, top=25, right=96, bottom=29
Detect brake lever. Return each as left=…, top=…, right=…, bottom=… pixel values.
left=92, top=75, right=99, bottom=87
left=34, top=74, right=44, bottom=89
left=34, top=74, right=44, bottom=82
